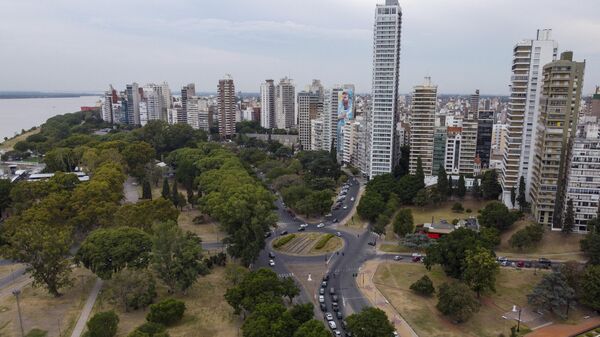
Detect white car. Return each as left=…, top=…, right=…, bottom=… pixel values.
left=334, top=331, right=341, bottom=336
left=328, top=321, right=337, bottom=329
left=269, top=259, right=275, bottom=266
left=343, top=205, right=348, bottom=209
left=336, top=232, right=342, bottom=237
left=319, top=295, right=325, bottom=303
left=317, top=223, right=325, bottom=228
left=393, top=332, right=399, bottom=337
left=300, top=223, right=308, bottom=228
left=350, top=197, right=355, bottom=201
left=325, top=312, right=334, bottom=321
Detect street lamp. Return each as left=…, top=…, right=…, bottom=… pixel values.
left=13, top=289, right=24, bottom=337
left=512, top=305, right=522, bottom=332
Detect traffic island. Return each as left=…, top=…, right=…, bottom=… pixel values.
left=272, top=232, right=344, bottom=256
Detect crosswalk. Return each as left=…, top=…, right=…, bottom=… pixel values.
left=278, top=272, right=294, bottom=278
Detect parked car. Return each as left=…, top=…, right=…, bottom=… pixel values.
left=332, top=302, right=339, bottom=312
left=516, top=261, right=525, bottom=268
left=264, top=232, right=272, bottom=238
left=328, top=321, right=337, bottom=330
left=298, top=226, right=305, bottom=232
left=269, top=252, right=275, bottom=258
left=317, top=223, right=325, bottom=228
left=320, top=303, right=326, bottom=311
left=411, top=253, right=422, bottom=262
left=336, top=311, right=343, bottom=319
left=393, top=255, right=403, bottom=261
left=269, top=259, right=275, bottom=266
left=343, top=205, right=348, bottom=209
left=325, top=312, right=334, bottom=321
left=322, top=280, right=328, bottom=287
left=332, top=295, right=338, bottom=302
left=323, top=274, right=330, bottom=281
left=350, top=197, right=355, bottom=201
left=319, top=295, right=325, bottom=303
left=368, top=241, right=376, bottom=246
left=336, top=231, right=342, bottom=237
left=333, top=218, right=339, bottom=223
left=334, top=330, right=341, bottom=336
left=280, top=230, right=288, bottom=235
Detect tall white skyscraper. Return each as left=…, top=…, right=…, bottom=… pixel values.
left=297, top=89, right=323, bottom=150
left=369, top=0, right=402, bottom=177
left=275, top=77, right=295, bottom=129
left=500, top=29, right=558, bottom=207
left=260, top=79, right=275, bottom=129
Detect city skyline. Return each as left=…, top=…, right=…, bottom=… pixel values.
left=1, top=0, right=599, bottom=94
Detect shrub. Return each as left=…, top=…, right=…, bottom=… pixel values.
left=436, top=283, right=480, bottom=323
left=135, top=322, right=166, bottom=335
left=410, top=275, right=435, bottom=296
left=466, top=208, right=472, bottom=213
left=25, top=330, right=48, bottom=337
left=451, top=202, right=464, bottom=213
left=146, top=298, right=186, bottom=326
left=314, top=234, right=335, bottom=250
left=509, top=223, right=544, bottom=250
left=84, top=311, right=119, bottom=337
left=273, top=234, right=296, bottom=248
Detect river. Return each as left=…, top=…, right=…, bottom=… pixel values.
left=0, top=96, right=101, bottom=140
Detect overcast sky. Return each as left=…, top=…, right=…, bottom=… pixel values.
left=1, top=0, right=599, bottom=95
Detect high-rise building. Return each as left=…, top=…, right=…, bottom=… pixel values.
left=591, top=86, right=600, bottom=118
left=458, top=90, right=479, bottom=174
left=491, top=123, right=508, bottom=156
left=126, top=83, right=141, bottom=125
left=310, top=117, right=325, bottom=151
left=142, top=86, right=163, bottom=122
left=500, top=29, right=558, bottom=206
left=368, top=0, right=402, bottom=177
left=297, top=89, right=323, bottom=150
left=180, top=83, right=195, bottom=125
left=217, top=75, right=236, bottom=138
left=197, top=98, right=210, bottom=132
left=530, top=51, right=585, bottom=229
left=476, top=110, right=494, bottom=169
left=444, top=126, right=462, bottom=175
left=275, top=77, right=295, bottom=129
left=409, top=77, right=437, bottom=176
left=432, top=127, right=447, bottom=175
left=260, top=79, right=276, bottom=129
left=566, top=119, right=600, bottom=233
left=102, top=85, right=117, bottom=123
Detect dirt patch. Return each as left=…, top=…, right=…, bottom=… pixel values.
left=0, top=267, right=95, bottom=337
left=273, top=232, right=343, bottom=256
left=178, top=209, right=225, bottom=245
left=408, top=197, right=491, bottom=225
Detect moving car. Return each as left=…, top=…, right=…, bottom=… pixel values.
left=264, top=232, right=272, bottom=238
left=320, top=303, right=326, bottom=311
left=343, top=205, right=348, bottom=209
left=336, top=311, right=343, bottom=319
left=269, top=259, right=275, bottom=266
left=368, top=241, right=376, bottom=246
left=334, top=330, right=341, bottom=336
left=336, top=232, right=342, bottom=237
left=325, top=312, right=334, bottom=321
left=411, top=253, right=422, bottom=262
left=300, top=223, right=308, bottom=228
left=319, top=287, right=325, bottom=295
left=350, top=197, right=355, bottom=201
left=280, top=230, right=288, bottom=235
left=269, top=252, right=275, bottom=258
left=332, top=295, right=338, bottom=302
left=328, top=321, right=337, bottom=330
left=317, top=223, right=325, bottom=228
left=298, top=226, right=305, bottom=232
left=393, top=255, right=403, bottom=261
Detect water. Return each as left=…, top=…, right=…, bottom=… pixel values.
left=0, top=96, right=101, bottom=140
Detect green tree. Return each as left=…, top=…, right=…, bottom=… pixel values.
left=413, top=189, right=428, bottom=207
left=457, top=174, right=466, bottom=198
left=451, top=202, right=464, bottom=213
left=114, top=198, right=179, bottom=231
left=83, top=311, right=119, bottom=337
left=479, top=227, right=501, bottom=247
left=281, top=277, right=301, bottom=304
left=410, top=275, right=435, bottom=296
left=436, top=282, right=480, bottom=323
left=425, top=228, right=492, bottom=279
left=562, top=199, right=574, bottom=234
left=171, top=181, right=179, bottom=207
left=346, top=307, right=395, bottom=337
left=464, top=246, right=499, bottom=297
left=106, top=269, right=157, bottom=312
left=581, top=218, right=600, bottom=265
left=509, top=223, right=544, bottom=250
left=151, top=222, right=207, bottom=293
left=478, top=201, right=518, bottom=231
left=146, top=298, right=186, bottom=326
left=436, top=165, right=449, bottom=199
left=517, top=176, right=528, bottom=212
left=510, top=187, right=516, bottom=209
left=142, top=180, right=152, bottom=200
left=403, top=233, right=432, bottom=249
left=161, top=178, right=170, bottom=199
left=393, top=209, right=414, bottom=237
left=0, top=179, right=12, bottom=218
left=471, top=177, right=480, bottom=199
left=293, top=319, right=330, bottom=337
left=357, top=191, right=386, bottom=222
left=77, top=227, right=152, bottom=279
left=44, top=147, right=78, bottom=172
left=365, top=173, right=396, bottom=201
left=579, top=265, right=600, bottom=311
left=225, top=268, right=297, bottom=314
left=480, top=170, right=502, bottom=200
left=122, top=141, right=156, bottom=181
left=395, top=174, right=422, bottom=204
left=527, top=271, right=575, bottom=318
left=2, top=217, right=72, bottom=296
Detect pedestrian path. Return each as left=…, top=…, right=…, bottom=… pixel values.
left=525, top=316, right=600, bottom=337
left=69, top=278, right=103, bottom=337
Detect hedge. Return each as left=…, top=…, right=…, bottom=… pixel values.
left=273, top=234, right=296, bottom=248
left=314, top=234, right=334, bottom=250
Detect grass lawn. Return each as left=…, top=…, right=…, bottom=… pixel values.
left=0, top=267, right=96, bottom=337
left=92, top=266, right=242, bottom=337
left=373, top=262, right=547, bottom=337
left=0, top=128, right=40, bottom=151
left=497, top=218, right=586, bottom=261
left=408, top=198, right=492, bottom=225
left=379, top=243, right=416, bottom=253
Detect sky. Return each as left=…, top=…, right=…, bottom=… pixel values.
left=1, top=0, right=599, bottom=95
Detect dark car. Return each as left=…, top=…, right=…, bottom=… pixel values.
left=368, top=241, right=376, bottom=246
left=333, top=218, right=339, bottom=223
left=319, top=287, right=325, bottom=295
left=298, top=226, right=306, bottom=232
left=323, top=274, right=330, bottom=281
left=268, top=252, right=275, bottom=258
left=332, top=295, right=338, bottom=302
left=332, top=302, right=339, bottom=312
left=538, top=258, right=552, bottom=268
left=264, top=232, right=272, bottom=238
left=516, top=261, right=525, bottom=268
left=280, top=230, right=288, bottom=235
left=336, top=311, right=343, bottom=319
left=320, top=303, right=326, bottom=311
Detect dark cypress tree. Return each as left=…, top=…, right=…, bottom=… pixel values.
left=161, top=178, right=170, bottom=199
left=437, top=165, right=449, bottom=200
left=562, top=198, right=574, bottom=234
left=447, top=174, right=454, bottom=197
left=517, top=176, right=528, bottom=212
left=510, top=187, right=516, bottom=209
left=457, top=174, right=466, bottom=198
left=171, top=180, right=179, bottom=208
left=142, top=180, right=152, bottom=200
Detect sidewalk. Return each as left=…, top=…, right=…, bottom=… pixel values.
left=69, top=278, right=103, bottom=337
left=357, top=259, right=419, bottom=337
left=525, top=316, right=600, bottom=337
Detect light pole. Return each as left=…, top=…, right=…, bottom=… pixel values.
left=512, top=305, right=522, bottom=332
left=13, top=289, right=24, bottom=337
